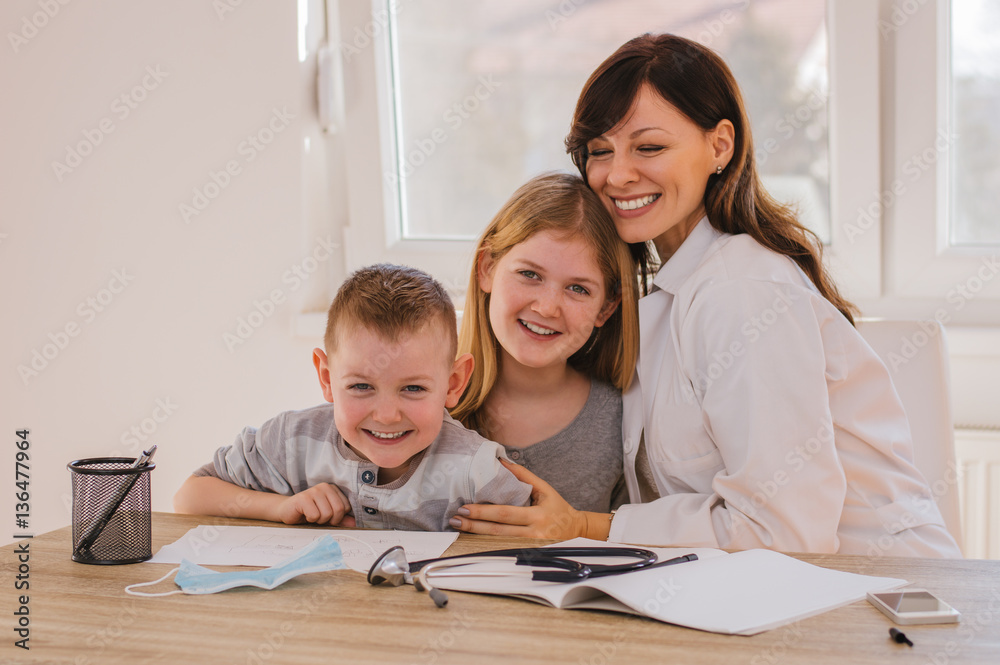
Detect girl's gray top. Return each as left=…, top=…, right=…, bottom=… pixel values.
left=501, top=379, right=627, bottom=513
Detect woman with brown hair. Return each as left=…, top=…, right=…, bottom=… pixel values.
left=451, top=34, right=960, bottom=557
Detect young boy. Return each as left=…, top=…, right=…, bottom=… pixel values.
left=174, top=264, right=531, bottom=530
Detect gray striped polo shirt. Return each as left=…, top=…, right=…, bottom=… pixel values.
left=195, top=403, right=532, bottom=530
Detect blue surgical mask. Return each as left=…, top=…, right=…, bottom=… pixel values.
left=126, top=535, right=347, bottom=596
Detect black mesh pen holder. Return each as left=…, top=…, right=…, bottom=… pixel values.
left=68, top=457, right=154, bottom=564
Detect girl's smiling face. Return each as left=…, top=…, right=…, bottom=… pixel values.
left=585, top=83, right=732, bottom=260
left=478, top=229, right=618, bottom=373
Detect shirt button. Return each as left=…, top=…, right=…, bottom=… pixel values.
left=361, top=470, right=376, bottom=484
left=509, top=451, right=521, bottom=460
left=364, top=507, right=378, bottom=515
left=623, top=438, right=635, bottom=453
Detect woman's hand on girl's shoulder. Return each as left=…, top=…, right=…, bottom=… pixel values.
left=449, top=460, right=603, bottom=540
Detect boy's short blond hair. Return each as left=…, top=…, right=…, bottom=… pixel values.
left=324, top=263, right=457, bottom=360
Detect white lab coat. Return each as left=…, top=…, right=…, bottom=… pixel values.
left=611, top=217, right=960, bottom=557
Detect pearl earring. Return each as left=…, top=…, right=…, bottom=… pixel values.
left=715, top=165, right=723, bottom=175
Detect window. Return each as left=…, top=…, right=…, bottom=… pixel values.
left=336, top=0, right=837, bottom=300
left=326, top=0, right=999, bottom=428
left=950, top=0, right=1000, bottom=246
left=332, top=0, right=999, bottom=324
left=389, top=0, right=830, bottom=244
left=873, top=0, right=1000, bottom=323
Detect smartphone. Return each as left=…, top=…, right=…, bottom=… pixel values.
left=867, top=589, right=961, bottom=625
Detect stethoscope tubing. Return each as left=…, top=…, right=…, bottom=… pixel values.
left=408, top=546, right=660, bottom=583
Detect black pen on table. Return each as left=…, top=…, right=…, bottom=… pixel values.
left=74, top=445, right=157, bottom=555
left=889, top=628, right=914, bottom=647
left=647, top=553, right=699, bottom=569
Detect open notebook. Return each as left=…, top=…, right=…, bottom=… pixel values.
left=428, top=538, right=906, bottom=635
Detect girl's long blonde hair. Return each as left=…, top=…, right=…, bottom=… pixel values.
left=451, top=172, right=639, bottom=438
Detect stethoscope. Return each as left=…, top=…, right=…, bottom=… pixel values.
left=367, top=545, right=697, bottom=607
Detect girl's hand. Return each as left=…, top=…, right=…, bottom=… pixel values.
left=276, top=483, right=356, bottom=527
left=450, top=460, right=609, bottom=540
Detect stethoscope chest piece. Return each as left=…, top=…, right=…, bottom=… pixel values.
left=367, top=546, right=410, bottom=587
left=367, top=546, right=449, bottom=607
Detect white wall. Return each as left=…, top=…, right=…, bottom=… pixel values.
left=0, top=0, right=343, bottom=544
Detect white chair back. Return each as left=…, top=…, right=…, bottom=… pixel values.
left=856, top=319, right=963, bottom=547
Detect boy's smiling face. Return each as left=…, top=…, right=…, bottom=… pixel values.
left=313, top=320, right=472, bottom=483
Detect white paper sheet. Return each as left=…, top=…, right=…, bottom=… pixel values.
left=427, top=538, right=907, bottom=635
left=149, top=525, right=458, bottom=572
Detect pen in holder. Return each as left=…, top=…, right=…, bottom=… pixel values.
left=68, top=447, right=156, bottom=564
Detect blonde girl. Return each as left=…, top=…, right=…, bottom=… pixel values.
left=449, top=172, right=638, bottom=528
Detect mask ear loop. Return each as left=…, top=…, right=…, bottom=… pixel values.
left=332, top=533, right=376, bottom=551
left=125, top=566, right=184, bottom=597
left=330, top=533, right=378, bottom=566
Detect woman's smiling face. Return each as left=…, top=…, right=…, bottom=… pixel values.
left=585, top=83, right=729, bottom=260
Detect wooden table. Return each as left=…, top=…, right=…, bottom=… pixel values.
left=2, top=513, right=998, bottom=664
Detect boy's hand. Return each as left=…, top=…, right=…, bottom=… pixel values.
left=276, top=483, right=356, bottom=527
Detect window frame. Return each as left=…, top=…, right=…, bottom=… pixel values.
left=873, top=0, right=1000, bottom=320
left=337, top=0, right=476, bottom=302
left=332, top=0, right=1000, bottom=323
left=826, top=0, right=883, bottom=299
